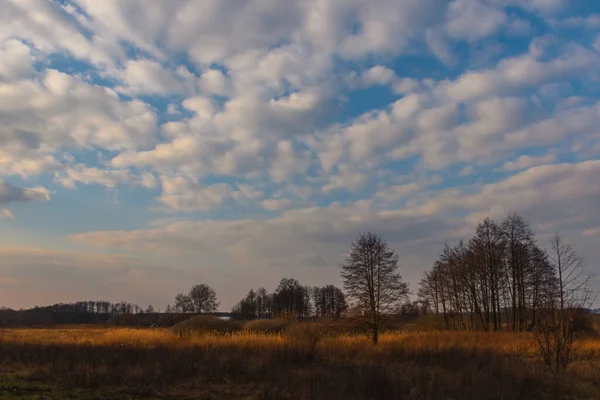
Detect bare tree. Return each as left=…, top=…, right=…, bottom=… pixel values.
left=548, top=234, right=593, bottom=310
left=418, top=213, right=560, bottom=332
left=341, top=232, right=409, bottom=344
left=272, top=278, right=309, bottom=318
left=189, top=284, right=219, bottom=313
left=313, top=285, right=348, bottom=319
left=174, top=284, right=219, bottom=313
left=532, top=234, right=595, bottom=376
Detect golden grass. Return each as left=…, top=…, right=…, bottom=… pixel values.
left=3, top=325, right=598, bottom=355
left=0, top=325, right=598, bottom=399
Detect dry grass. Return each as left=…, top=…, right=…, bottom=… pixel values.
left=0, top=324, right=598, bottom=399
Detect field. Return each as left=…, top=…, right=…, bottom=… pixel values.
left=0, top=323, right=599, bottom=399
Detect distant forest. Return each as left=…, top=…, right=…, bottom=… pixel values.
left=1, top=213, right=597, bottom=329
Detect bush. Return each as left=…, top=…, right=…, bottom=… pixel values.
left=406, top=314, right=446, bottom=331
left=172, top=315, right=241, bottom=337
left=286, top=322, right=330, bottom=350
left=572, top=311, right=599, bottom=337
left=242, top=318, right=291, bottom=333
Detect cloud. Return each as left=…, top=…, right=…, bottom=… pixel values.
left=0, top=181, right=51, bottom=205
left=157, top=177, right=233, bottom=211
left=1, top=209, right=15, bottom=219
left=498, top=153, right=556, bottom=171
left=0, top=247, right=193, bottom=309
left=445, top=0, right=507, bottom=41
left=69, top=159, right=600, bottom=307
left=1, top=0, right=117, bottom=66
left=0, top=69, right=158, bottom=183
left=0, top=39, right=35, bottom=81
left=1, top=0, right=600, bottom=307
left=55, top=165, right=158, bottom=189
left=583, top=228, right=600, bottom=237
left=118, top=59, right=193, bottom=95
left=261, top=198, right=292, bottom=211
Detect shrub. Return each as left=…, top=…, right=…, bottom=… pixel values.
left=172, top=315, right=241, bottom=337
left=242, top=318, right=291, bottom=333
left=407, top=314, right=446, bottom=331
left=286, top=322, right=330, bottom=351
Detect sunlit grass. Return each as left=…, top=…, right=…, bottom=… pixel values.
left=0, top=324, right=598, bottom=399
left=2, top=325, right=598, bottom=356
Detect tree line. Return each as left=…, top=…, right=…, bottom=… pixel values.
left=230, top=280, right=348, bottom=320
left=166, top=279, right=348, bottom=320
left=0, top=301, right=155, bottom=327
left=417, top=214, right=594, bottom=332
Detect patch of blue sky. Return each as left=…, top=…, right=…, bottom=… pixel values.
left=5, top=183, right=154, bottom=236
left=341, top=86, right=399, bottom=124
left=560, top=2, right=600, bottom=17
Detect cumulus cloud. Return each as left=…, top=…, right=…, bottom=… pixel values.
left=70, top=160, right=600, bottom=308
left=445, top=0, right=507, bottom=41
left=1, top=0, right=600, bottom=307
left=55, top=165, right=157, bottom=189
left=0, top=39, right=35, bottom=81
left=118, top=59, right=194, bottom=95
left=0, top=181, right=51, bottom=205
left=498, top=153, right=556, bottom=171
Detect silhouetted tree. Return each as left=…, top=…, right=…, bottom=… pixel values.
left=312, top=285, right=348, bottom=318
left=174, top=284, right=219, bottom=313
left=341, top=232, right=409, bottom=344
left=232, top=287, right=274, bottom=320
left=533, top=234, right=595, bottom=376
left=272, top=278, right=309, bottom=318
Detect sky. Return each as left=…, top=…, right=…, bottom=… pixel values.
left=1, top=0, right=600, bottom=311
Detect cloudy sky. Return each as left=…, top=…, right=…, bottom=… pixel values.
left=1, top=0, right=599, bottom=310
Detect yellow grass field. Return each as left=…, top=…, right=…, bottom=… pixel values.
left=0, top=325, right=599, bottom=399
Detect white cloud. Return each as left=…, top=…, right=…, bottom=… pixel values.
left=437, top=45, right=600, bottom=102
left=445, top=0, right=507, bottom=41
left=361, top=66, right=397, bottom=86
left=1, top=0, right=117, bottom=66
left=322, top=166, right=368, bottom=193
left=499, top=153, right=556, bottom=171
left=199, top=69, right=231, bottom=96
left=0, top=69, right=158, bottom=164
left=0, top=181, right=50, bottom=205
left=269, top=141, right=311, bottom=182
left=261, top=198, right=293, bottom=211
left=157, top=177, right=233, bottom=211
left=0, top=39, right=35, bottom=81
left=119, top=59, right=192, bottom=95
left=55, top=165, right=157, bottom=189
left=1, top=0, right=600, bottom=307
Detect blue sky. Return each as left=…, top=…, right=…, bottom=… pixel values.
left=1, top=0, right=599, bottom=310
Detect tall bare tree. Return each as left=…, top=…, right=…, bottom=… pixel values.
left=341, top=232, right=409, bottom=344
left=174, top=284, right=219, bottom=313
left=418, top=213, right=559, bottom=332
left=549, top=234, right=593, bottom=310
left=533, top=234, right=595, bottom=376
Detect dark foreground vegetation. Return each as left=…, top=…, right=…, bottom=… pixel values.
left=0, top=316, right=599, bottom=400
